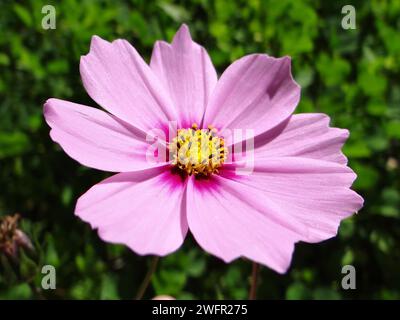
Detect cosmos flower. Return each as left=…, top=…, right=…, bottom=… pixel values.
left=43, top=24, right=363, bottom=273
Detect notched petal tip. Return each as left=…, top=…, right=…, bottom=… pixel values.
left=43, top=98, right=58, bottom=124
left=172, top=23, right=193, bottom=49
left=43, top=98, right=52, bottom=111
left=43, top=97, right=57, bottom=108
left=281, top=55, right=301, bottom=92
left=341, top=128, right=350, bottom=140
left=81, top=35, right=121, bottom=61
left=312, top=113, right=350, bottom=136
left=79, top=36, right=104, bottom=68
left=357, top=197, right=365, bottom=212
left=272, top=259, right=292, bottom=275
left=176, top=23, right=191, bottom=38
left=250, top=53, right=301, bottom=94
left=89, top=35, right=107, bottom=50
left=152, top=39, right=172, bottom=54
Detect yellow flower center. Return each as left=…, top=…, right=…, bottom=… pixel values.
left=169, top=123, right=228, bottom=177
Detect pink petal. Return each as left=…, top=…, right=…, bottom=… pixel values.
left=75, top=167, right=188, bottom=256
left=187, top=157, right=362, bottom=273
left=150, top=24, right=217, bottom=127
left=80, top=36, right=178, bottom=132
left=186, top=176, right=300, bottom=274
left=254, top=114, right=349, bottom=164
left=228, top=157, right=364, bottom=243
left=203, top=54, right=300, bottom=142
left=44, top=98, right=166, bottom=172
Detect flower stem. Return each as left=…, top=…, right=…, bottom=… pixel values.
left=135, top=256, right=159, bottom=300
left=248, top=262, right=260, bottom=300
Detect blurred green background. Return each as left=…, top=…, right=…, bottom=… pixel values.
left=0, top=0, right=399, bottom=300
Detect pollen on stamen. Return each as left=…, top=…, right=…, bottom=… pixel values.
left=169, top=123, right=228, bottom=177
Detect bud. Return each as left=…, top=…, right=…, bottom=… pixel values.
left=0, top=214, right=33, bottom=261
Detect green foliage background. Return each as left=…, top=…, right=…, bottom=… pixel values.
left=0, top=0, right=399, bottom=299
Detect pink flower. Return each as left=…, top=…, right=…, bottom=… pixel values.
left=43, top=24, right=363, bottom=274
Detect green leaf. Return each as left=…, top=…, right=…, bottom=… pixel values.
left=100, top=275, right=119, bottom=299
left=286, top=282, right=311, bottom=300
left=313, top=288, right=341, bottom=300
left=386, top=120, right=400, bottom=139
left=13, top=4, right=33, bottom=27
left=0, top=132, right=30, bottom=158
left=366, top=102, right=387, bottom=116
left=295, top=67, right=314, bottom=88
left=342, top=142, right=371, bottom=158
left=157, top=2, right=189, bottom=22
left=352, top=163, right=379, bottom=190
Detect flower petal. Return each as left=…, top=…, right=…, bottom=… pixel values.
left=44, top=98, right=167, bottom=172
left=75, top=167, right=188, bottom=256
left=228, top=157, right=363, bottom=243
left=187, top=157, right=362, bottom=273
left=254, top=114, right=349, bottom=164
left=150, top=24, right=218, bottom=127
left=203, top=54, right=300, bottom=142
left=80, top=35, right=178, bottom=131
left=186, top=176, right=300, bottom=274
